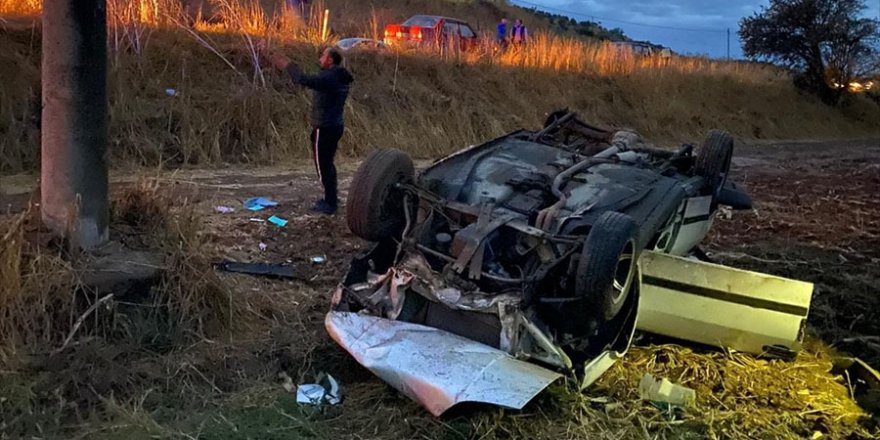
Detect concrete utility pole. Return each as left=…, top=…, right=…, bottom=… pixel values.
left=727, top=28, right=730, bottom=60
left=41, top=0, right=109, bottom=249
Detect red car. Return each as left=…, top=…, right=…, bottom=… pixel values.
left=383, top=15, right=479, bottom=51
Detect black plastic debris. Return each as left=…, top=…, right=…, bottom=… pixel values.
left=217, top=261, right=298, bottom=279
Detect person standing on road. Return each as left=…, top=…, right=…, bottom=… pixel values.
left=511, top=19, right=529, bottom=46
left=264, top=47, right=353, bottom=215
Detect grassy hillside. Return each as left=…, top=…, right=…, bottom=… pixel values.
left=1, top=0, right=878, bottom=174
left=317, top=0, right=626, bottom=39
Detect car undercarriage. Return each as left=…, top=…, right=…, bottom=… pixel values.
left=326, top=111, right=810, bottom=415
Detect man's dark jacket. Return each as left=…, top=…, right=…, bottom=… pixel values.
left=286, top=64, right=353, bottom=128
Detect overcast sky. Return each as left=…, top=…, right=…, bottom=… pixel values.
left=510, top=0, right=880, bottom=58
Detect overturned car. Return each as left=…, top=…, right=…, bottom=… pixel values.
left=327, top=111, right=812, bottom=415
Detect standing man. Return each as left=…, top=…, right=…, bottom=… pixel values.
left=496, top=17, right=508, bottom=49
left=511, top=19, right=529, bottom=46
left=265, top=47, right=353, bottom=215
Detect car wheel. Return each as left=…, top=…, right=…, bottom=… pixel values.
left=695, top=129, right=734, bottom=194
left=575, top=211, right=639, bottom=322
left=346, top=149, right=415, bottom=242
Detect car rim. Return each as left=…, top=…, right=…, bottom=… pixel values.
left=610, top=240, right=636, bottom=305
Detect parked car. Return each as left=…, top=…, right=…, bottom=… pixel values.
left=327, top=110, right=811, bottom=416
left=383, top=15, right=479, bottom=51
left=336, top=37, right=387, bottom=52
left=610, top=41, right=671, bottom=58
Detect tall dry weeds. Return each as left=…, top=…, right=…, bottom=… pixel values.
left=0, top=0, right=839, bottom=87
left=107, top=0, right=186, bottom=58
left=0, top=211, right=78, bottom=361
left=110, top=178, right=241, bottom=338
left=0, top=180, right=251, bottom=436
left=153, top=203, right=237, bottom=337
left=0, top=0, right=38, bottom=16
left=1, top=0, right=877, bottom=176
left=0, top=179, right=241, bottom=366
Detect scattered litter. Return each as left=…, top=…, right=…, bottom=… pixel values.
left=310, top=255, right=326, bottom=264
left=214, top=205, right=235, bottom=214
left=648, top=400, right=686, bottom=420
left=268, top=215, right=288, bottom=227
left=217, top=261, right=297, bottom=279
left=165, top=88, right=178, bottom=97
left=249, top=218, right=265, bottom=223
left=296, top=384, right=326, bottom=404
left=296, top=373, right=342, bottom=406
left=638, top=373, right=696, bottom=407
left=244, top=197, right=279, bottom=211
left=259, top=242, right=268, bottom=251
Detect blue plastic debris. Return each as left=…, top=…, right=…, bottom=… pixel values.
left=244, top=197, right=279, bottom=211
left=296, top=373, right=342, bottom=406
left=267, top=215, right=288, bottom=227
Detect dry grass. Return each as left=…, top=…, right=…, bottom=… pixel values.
left=110, top=177, right=245, bottom=338
left=0, top=209, right=77, bottom=360
left=596, top=342, right=872, bottom=439
left=153, top=203, right=239, bottom=336
left=2, top=0, right=878, bottom=174
left=112, top=177, right=170, bottom=232
left=0, top=0, right=38, bottom=16
left=0, top=179, right=258, bottom=436
left=0, top=183, right=236, bottom=359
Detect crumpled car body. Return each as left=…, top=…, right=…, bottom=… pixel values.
left=328, top=111, right=806, bottom=415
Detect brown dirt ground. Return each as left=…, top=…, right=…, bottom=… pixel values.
left=708, top=139, right=880, bottom=367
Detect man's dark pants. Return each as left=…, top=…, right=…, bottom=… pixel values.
left=310, top=125, right=343, bottom=208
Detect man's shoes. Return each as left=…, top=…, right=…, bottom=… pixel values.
left=310, top=199, right=337, bottom=215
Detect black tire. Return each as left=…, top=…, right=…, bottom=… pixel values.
left=695, top=129, right=734, bottom=193
left=346, top=149, right=414, bottom=242
left=574, top=212, right=639, bottom=322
